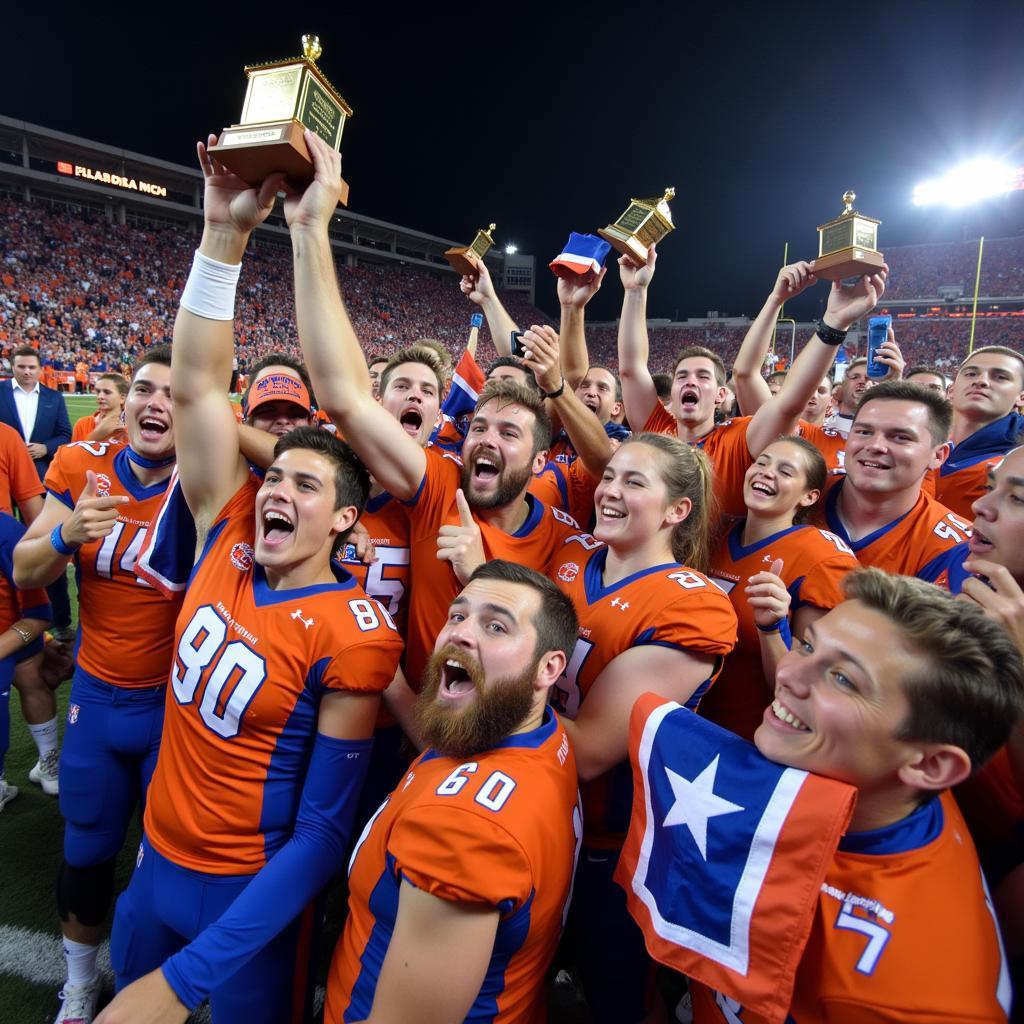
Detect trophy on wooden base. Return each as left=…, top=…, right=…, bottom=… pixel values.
left=445, top=224, right=497, bottom=276
left=598, top=188, right=675, bottom=263
left=811, top=191, right=885, bottom=280
left=209, top=35, right=353, bottom=205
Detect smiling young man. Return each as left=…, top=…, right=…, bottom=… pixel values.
left=934, top=346, right=1024, bottom=520
left=617, top=251, right=889, bottom=517
left=13, top=345, right=182, bottom=1024
left=95, top=136, right=401, bottom=1024
left=325, top=560, right=582, bottom=1024
left=692, top=568, right=1021, bottom=1023
left=820, top=381, right=971, bottom=579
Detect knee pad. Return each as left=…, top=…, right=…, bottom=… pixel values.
left=57, top=857, right=117, bottom=927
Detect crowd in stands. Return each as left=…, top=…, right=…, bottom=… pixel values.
left=3, top=195, right=1024, bottom=384
left=884, top=235, right=1024, bottom=300
left=0, top=197, right=549, bottom=380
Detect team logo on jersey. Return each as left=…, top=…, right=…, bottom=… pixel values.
left=94, top=473, right=112, bottom=497
left=402, top=771, right=416, bottom=791
left=291, top=608, right=315, bottom=629
left=557, top=561, right=580, bottom=582
left=230, top=542, right=254, bottom=571
left=611, top=597, right=631, bottom=611
left=67, top=703, right=80, bottom=725
left=762, top=554, right=774, bottom=564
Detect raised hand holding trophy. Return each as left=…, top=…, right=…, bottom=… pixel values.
left=598, top=188, right=675, bottom=263
left=445, top=224, right=498, bottom=277
left=811, top=191, right=885, bottom=281
left=209, top=35, right=353, bottom=205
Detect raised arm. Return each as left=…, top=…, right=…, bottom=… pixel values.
left=460, top=256, right=518, bottom=356
left=286, top=132, right=425, bottom=500
left=172, top=136, right=278, bottom=537
left=522, top=325, right=612, bottom=479
left=745, top=267, right=888, bottom=457
left=732, top=262, right=818, bottom=416
left=557, top=269, right=606, bottom=388
left=616, top=246, right=659, bottom=431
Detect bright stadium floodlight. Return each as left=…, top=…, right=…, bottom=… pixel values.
left=505, top=244, right=518, bottom=254
left=912, top=159, right=1024, bottom=207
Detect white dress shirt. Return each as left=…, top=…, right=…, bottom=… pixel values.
left=12, top=378, right=40, bottom=442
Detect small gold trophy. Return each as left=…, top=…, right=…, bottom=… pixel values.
left=811, top=191, right=885, bottom=281
left=209, top=35, right=353, bottom=205
left=598, top=188, right=675, bottom=263
left=445, top=224, right=497, bottom=276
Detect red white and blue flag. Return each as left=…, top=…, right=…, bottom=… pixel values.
left=432, top=348, right=486, bottom=449
left=615, top=693, right=856, bottom=1024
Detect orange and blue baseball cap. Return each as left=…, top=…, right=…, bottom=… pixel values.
left=244, top=372, right=312, bottom=418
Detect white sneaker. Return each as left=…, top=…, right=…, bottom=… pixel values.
left=0, top=777, right=18, bottom=811
left=55, top=975, right=101, bottom=1024
left=29, top=748, right=60, bottom=796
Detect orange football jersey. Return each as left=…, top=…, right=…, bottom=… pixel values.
left=0, top=512, right=48, bottom=631
left=144, top=479, right=403, bottom=874
left=528, top=458, right=599, bottom=529
left=0, top=420, right=43, bottom=517
left=336, top=489, right=411, bottom=636
left=642, top=404, right=752, bottom=518
left=798, top=420, right=848, bottom=479
left=550, top=539, right=737, bottom=846
left=326, top=709, right=581, bottom=1024
left=692, top=792, right=1011, bottom=1023
left=702, top=523, right=858, bottom=740
left=71, top=413, right=128, bottom=446
left=818, top=481, right=970, bottom=581
left=44, top=440, right=181, bottom=687
left=402, top=448, right=581, bottom=690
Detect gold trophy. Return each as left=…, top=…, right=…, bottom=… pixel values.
left=811, top=191, right=885, bottom=281
left=445, top=224, right=497, bottom=276
left=598, top=188, right=675, bottom=263
left=209, top=35, right=353, bottom=205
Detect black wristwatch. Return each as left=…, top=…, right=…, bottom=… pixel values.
left=816, top=318, right=849, bottom=346
left=540, top=380, right=565, bottom=400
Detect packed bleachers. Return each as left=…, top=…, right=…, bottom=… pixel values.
left=3, top=195, right=1024, bottom=383
left=0, top=197, right=550, bottom=376
left=883, top=235, right=1024, bottom=300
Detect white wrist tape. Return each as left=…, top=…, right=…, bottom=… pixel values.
left=180, top=249, right=242, bottom=321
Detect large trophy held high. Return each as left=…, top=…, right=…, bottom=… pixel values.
left=598, top=188, right=675, bottom=264
left=209, top=35, right=353, bottom=206
left=811, top=191, right=885, bottom=281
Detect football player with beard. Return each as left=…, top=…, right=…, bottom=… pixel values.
left=325, top=560, right=582, bottom=1024
left=288, top=131, right=585, bottom=693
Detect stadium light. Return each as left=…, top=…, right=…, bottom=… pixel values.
left=504, top=244, right=518, bottom=254
left=912, top=159, right=1024, bottom=207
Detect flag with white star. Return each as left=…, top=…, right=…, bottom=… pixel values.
left=614, top=693, right=856, bottom=1024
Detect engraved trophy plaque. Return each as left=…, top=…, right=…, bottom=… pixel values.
left=445, top=223, right=497, bottom=276
left=812, top=191, right=885, bottom=281
left=209, top=35, right=353, bottom=205
left=598, top=188, right=675, bottom=263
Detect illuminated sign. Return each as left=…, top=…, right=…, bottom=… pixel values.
left=57, top=161, right=168, bottom=198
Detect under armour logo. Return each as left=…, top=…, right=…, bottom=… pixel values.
left=611, top=598, right=630, bottom=611
left=762, top=554, right=774, bottom=563
left=291, top=609, right=314, bottom=629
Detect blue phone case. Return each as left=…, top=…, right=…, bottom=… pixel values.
left=867, top=316, right=891, bottom=378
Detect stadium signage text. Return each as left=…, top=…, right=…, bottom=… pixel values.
left=57, top=160, right=168, bottom=198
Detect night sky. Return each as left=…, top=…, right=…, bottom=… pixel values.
left=4, top=2, right=1024, bottom=322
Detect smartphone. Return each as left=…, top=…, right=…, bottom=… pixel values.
left=867, top=315, right=891, bottom=378
left=510, top=330, right=526, bottom=358
left=470, top=313, right=484, bottom=329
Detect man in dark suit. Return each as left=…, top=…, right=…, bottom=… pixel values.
left=1, top=345, right=73, bottom=642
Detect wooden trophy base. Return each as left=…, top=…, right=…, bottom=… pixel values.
left=811, top=246, right=885, bottom=282
left=444, top=247, right=479, bottom=276
left=597, top=225, right=648, bottom=265
left=209, top=119, right=350, bottom=206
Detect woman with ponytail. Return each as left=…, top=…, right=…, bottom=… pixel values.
left=549, top=432, right=737, bottom=1024
left=701, top=435, right=859, bottom=741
